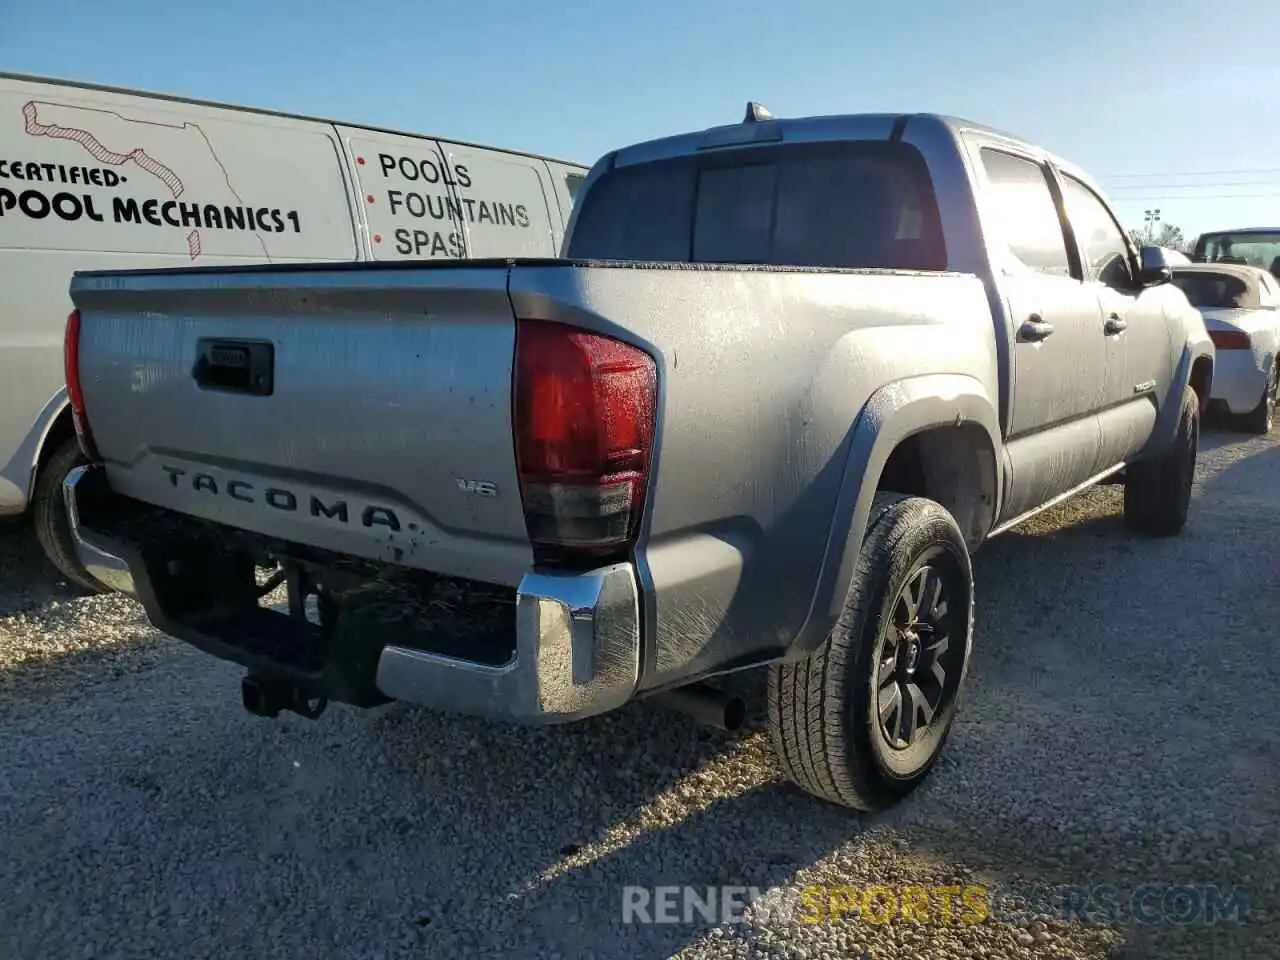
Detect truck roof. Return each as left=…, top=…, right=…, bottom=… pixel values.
left=1195, top=227, right=1280, bottom=235
left=0, top=70, right=588, bottom=170
left=604, top=106, right=1103, bottom=197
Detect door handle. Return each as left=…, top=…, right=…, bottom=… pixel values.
left=1018, top=316, right=1055, bottom=342
left=1104, top=314, right=1128, bottom=335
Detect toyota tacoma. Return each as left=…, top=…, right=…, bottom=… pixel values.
left=62, top=105, right=1213, bottom=810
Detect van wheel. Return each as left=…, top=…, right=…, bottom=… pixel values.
left=767, top=493, right=974, bottom=811
left=1123, top=389, right=1198, bottom=537
left=32, top=437, right=109, bottom=594
left=1243, top=362, right=1277, bottom=435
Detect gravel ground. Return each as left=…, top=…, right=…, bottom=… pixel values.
left=1, top=426, right=1277, bottom=960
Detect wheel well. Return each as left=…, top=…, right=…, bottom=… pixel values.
left=1189, top=357, right=1212, bottom=409
left=876, top=425, right=998, bottom=547
left=35, top=408, right=76, bottom=480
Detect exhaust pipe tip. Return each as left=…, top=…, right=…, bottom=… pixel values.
left=722, top=695, right=747, bottom=732
left=652, top=682, right=747, bottom=732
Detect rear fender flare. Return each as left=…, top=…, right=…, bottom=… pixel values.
left=788, top=373, right=1001, bottom=658
left=1145, top=343, right=1212, bottom=457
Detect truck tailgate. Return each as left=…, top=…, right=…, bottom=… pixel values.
left=69, top=263, right=533, bottom=586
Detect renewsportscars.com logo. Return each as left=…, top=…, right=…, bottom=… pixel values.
left=620, top=883, right=1251, bottom=927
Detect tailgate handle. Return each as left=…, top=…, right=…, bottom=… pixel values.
left=193, top=339, right=275, bottom=396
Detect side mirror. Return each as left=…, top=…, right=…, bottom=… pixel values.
left=1137, top=245, right=1172, bottom=287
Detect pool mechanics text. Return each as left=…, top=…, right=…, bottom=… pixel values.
left=0, top=156, right=303, bottom=234
left=370, top=151, right=534, bottom=258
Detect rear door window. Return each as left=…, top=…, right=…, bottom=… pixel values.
left=978, top=148, right=1072, bottom=278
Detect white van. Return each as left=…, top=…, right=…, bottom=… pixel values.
left=0, top=71, right=588, bottom=590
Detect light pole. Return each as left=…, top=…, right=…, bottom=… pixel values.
left=1144, top=208, right=1162, bottom=242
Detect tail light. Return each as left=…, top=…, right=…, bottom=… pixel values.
left=1210, top=329, right=1250, bottom=350
left=513, top=319, right=657, bottom=562
left=64, top=309, right=99, bottom=460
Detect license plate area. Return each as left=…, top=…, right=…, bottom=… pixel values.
left=193, top=338, right=274, bottom=396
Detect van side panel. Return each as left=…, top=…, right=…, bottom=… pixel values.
left=436, top=141, right=561, bottom=259
left=0, top=76, right=359, bottom=512
left=541, top=159, right=588, bottom=254
left=334, top=125, right=464, bottom=262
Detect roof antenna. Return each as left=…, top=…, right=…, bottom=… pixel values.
left=743, top=102, right=774, bottom=123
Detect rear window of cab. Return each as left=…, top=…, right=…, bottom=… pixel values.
left=567, top=141, right=946, bottom=271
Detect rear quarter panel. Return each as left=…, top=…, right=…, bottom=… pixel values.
left=1216, top=307, right=1280, bottom=349
left=1198, top=306, right=1274, bottom=411
left=509, top=263, right=997, bottom=690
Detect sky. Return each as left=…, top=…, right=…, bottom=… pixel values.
left=3, top=0, right=1279, bottom=243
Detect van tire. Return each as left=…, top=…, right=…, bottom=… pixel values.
left=767, top=492, right=974, bottom=811
left=32, top=437, right=109, bottom=594
left=1123, top=389, right=1198, bottom=537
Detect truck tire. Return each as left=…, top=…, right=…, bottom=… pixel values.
left=1123, top=388, right=1198, bottom=537
left=1242, top=362, right=1277, bottom=435
left=767, top=492, right=974, bottom=811
left=31, top=436, right=110, bottom=594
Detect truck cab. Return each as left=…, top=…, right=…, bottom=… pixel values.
left=1192, top=227, right=1280, bottom=279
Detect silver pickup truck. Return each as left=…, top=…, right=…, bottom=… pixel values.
left=62, top=105, right=1213, bottom=811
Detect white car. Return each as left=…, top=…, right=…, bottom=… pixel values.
left=1171, top=263, right=1280, bottom=433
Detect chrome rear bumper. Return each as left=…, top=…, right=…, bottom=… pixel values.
left=375, top=564, right=640, bottom=723
left=63, top=465, right=138, bottom=596
left=63, top=463, right=641, bottom=723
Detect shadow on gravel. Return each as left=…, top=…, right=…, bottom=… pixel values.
left=0, top=624, right=167, bottom=713
left=3, top=429, right=1277, bottom=959
left=359, top=692, right=784, bottom=956
left=0, top=514, right=84, bottom=615
left=0, top=514, right=165, bottom=711
left=1201, top=433, right=1280, bottom=504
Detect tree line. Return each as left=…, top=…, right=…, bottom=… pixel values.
left=1127, top=222, right=1190, bottom=253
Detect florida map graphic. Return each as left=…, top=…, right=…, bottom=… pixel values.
left=22, top=100, right=273, bottom=260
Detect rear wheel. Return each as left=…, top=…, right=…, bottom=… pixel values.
left=767, top=493, right=974, bottom=811
left=32, top=436, right=109, bottom=594
left=1243, top=362, right=1278, bottom=435
left=1123, top=389, right=1198, bottom=537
